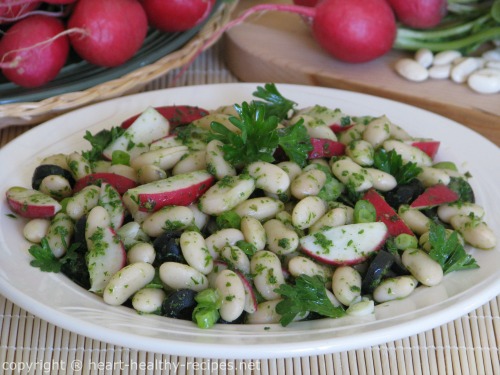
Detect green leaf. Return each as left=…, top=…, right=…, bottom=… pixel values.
left=373, top=149, right=422, bottom=184
left=252, top=83, right=297, bottom=121
left=216, top=210, right=241, bottom=230
left=275, top=275, right=345, bottom=326
left=111, top=150, right=130, bottom=166
left=29, top=238, right=61, bottom=273
left=82, top=127, right=125, bottom=163
left=277, top=119, right=312, bottom=167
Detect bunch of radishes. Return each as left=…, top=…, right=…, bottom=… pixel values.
left=0, top=0, right=216, bottom=88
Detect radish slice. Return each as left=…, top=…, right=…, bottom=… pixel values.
left=410, top=184, right=459, bottom=209
left=308, top=138, right=345, bottom=159
left=6, top=186, right=61, bottom=218
left=74, top=172, right=137, bottom=195
left=406, top=139, right=440, bottom=159
left=300, top=222, right=388, bottom=266
left=121, top=105, right=210, bottom=129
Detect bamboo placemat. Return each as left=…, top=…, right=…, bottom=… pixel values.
left=1, top=43, right=499, bottom=375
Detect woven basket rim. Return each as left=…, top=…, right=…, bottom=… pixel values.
left=0, top=1, right=238, bottom=128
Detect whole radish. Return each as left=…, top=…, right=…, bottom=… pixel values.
left=68, top=0, right=148, bottom=67
left=140, top=0, right=215, bottom=32
left=292, top=0, right=319, bottom=6
left=388, top=0, right=447, bottom=29
left=44, top=0, right=78, bottom=3
left=0, top=1, right=42, bottom=23
left=0, top=15, right=69, bottom=88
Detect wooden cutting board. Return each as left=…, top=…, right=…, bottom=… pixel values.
left=223, top=0, right=500, bottom=146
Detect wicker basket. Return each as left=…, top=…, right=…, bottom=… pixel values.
left=0, top=1, right=238, bottom=129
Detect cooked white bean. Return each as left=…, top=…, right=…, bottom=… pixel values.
left=415, top=48, right=433, bottom=68
left=451, top=57, right=482, bottom=83
left=45, top=213, right=74, bottom=258
left=192, top=113, right=239, bottom=132
left=85, top=206, right=111, bottom=242
left=180, top=231, right=213, bottom=275
left=131, top=146, right=188, bottom=171
left=127, top=242, right=156, bottom=264
left=187, top=203, right=209, bottom=231
left=247, top=161, right=290, bottom=195
left=246, top=299, right=282, bottom=324
left=241, top=216, right=266, bottom=251
left=141, top=205, right=194, bottom=237
left=389, top=123, right=412, bottom=141
left=395, top=58, right=429, bottom=82
left=290, top=168, right=326, bottom=200
left=219, top=245, right=251, bottom=274
left=150, top=135, right=183, bottom=151
left=338, top=123, right=365, bottom=145
left=287, top=256, right=332, bottom=281
left=365, top=168, right=397, bottom=192
left=276, top=161, right=302, bottom=181
left=250, top=250, right=285, bottom=301
left=92, top=160, right=111, bottom=173
left=107, top=164, right=138, bottom=182
left=292, top=196, right=327, bottom=230
left=433, top=50, right=461, bottom=66
left=345, top=139, right=374, bottom=166
left=66, top=151, right=91, bottom=179
left=39, top=175, right=72, bottom=200
left=331, top=266, right=362, bottom=306
left=159, top=262, right=208, bottom=292
left=417, top=167, right=451, bottom=187
left=103, top=262, right=155, bottom=306
left=234, top=197, right=284, bottom=221
left=309, top=206, right=351, bottom=233
left=132, top=288, right=166, bottom=314
left=362, top=116, right=392, bottom=147
left=215, top=269, right=246, bottom=322
left=40, top=153, right=69, bottom=170
left=116, top=221, right=150, bottom=249
left=383, top=140, right=432, bottom=167
left=402, top=248, right=443, bottom=286
left=429, top=64, right=451, bottom=79
left=198, top=174, right=255, bottom=215
left=23, top=218, right=50, bottom=243
left=330, top=156, right=373, bottom=192
left=437, top=202, right=485, bottom=223
left=346, top=298, right=374, bottom=317
left=263, top=219, right=299, bottom=255
left=137, top=164, right=167, bottom=184
left=207, top=261, right=229, bottom=288
left=398, top=205, right=431, bottom=235
left=172, top=150, right=207, bottom=175
left=65, top=185, right=100, bottom=221
left=373, top=276, right=418, bottom=303
left=467, top=68, right=500, bottom=94
left=205, top=139, right=236, bottom=180
left=205, top=228, right=245, bottom=258
left=449, top=214, right=497, bottom=249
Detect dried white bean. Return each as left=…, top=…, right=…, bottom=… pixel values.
left=482, top=47, right=500, bottom=61
left=449, top=215, right=497, bottom=249
left=241, top=216, right=266, bottom=251
left=103, top=262, right=155, bottom=306
left=395, top=58, right=429, bottom=82
left=23, top=218, right=50, bottom=243
left=331, top=266, right=362, bottom=306
left=215, top=269, right=246, bottom=322
left=291, top=196, right=327, bottom=230
left=451, top=57, right=482, bottom=83
left=415, top=48, right=434, bottom=68
left=159, top=262, right=208, bottom=292
left=433, top=50, right=462, bottom=66
left=263, top=219, right=299, bottom=255
left=402, top=248, right=443, bottom=286
left=127, top=242, right=156, bottom=264
left=365, top=168, right=397, bottom=192
left=467, top=68, right=500, bottom=94
left=132, top=288, right=166, bottom=314
left=141, top=206, right=194, bottom=237
left=373, top=276, right=418, bottom=303
left=290, top=168, right=326, bottom=199
left=428, top=64, right=451, bottom=79
left=234, top=197, right=284, bottom=221
left=485, top=61, right=500, bottom=69
left=180, top=231, right=213, bottom=275
left=250, top=250, right=285, bottom=301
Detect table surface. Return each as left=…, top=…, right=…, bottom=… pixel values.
left=1, top=42, right=499, bottom=375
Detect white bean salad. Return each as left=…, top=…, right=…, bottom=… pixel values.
left=6, top=84, right=497, bottom=328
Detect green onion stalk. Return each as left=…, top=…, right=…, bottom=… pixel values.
left=394, top=0, right=500, bottom=54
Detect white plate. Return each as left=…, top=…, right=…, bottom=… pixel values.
left=0, top=83, right=499, bottom=359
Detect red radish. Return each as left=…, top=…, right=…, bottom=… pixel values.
left=121, top=105, right=210, bottom=129
left=140, top=0, right=215, bottom=32
left=44, top=0, right=78, bottom=3
left=123, top=170, right=215, bottom=213
left=308, top=138, right=345, bottom=159
left=410, top=184, right=459, bottom=209
left=0, top=1, right=41, bottom=23
left=362, top=189, right=415, bottom=237
left=6, top=186, right=62, bottom=218
left=406, top=139, right=440, bottom=159
left=329, top=123, right=353, bottom=133
left=68, top=0, right=148, bottom=67
left=235, top=271, right=258, bottom=314
left=292, top=0, right=319, bottom=6
left=0, top=15, right=69, bottom=88
left=300, top=222, right=388, bottom=266
left=74, top=172, right=138, bottom=195
left=388, top=0, right=447, bottom=29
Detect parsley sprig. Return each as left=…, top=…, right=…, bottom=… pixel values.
left=29, top=238, right=80, bottom=273
left=82, top=127, right=125, bottom=163
left=373, top=149, right=422, bottom=184
left=275, top=275, right=345, bottom=326
left=428, top=222, right=479, bottom=274
left=252, top=83, right=297, bottom=121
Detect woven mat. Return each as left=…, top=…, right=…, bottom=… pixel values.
left=1, top=43, right=499, bottom=375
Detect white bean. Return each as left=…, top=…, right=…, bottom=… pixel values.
left=137, top=164, right=167, bottom=184
left=482, top=47, right=500, bottom=61
left=433, top=50, right=462, bottom=66
left=205, top=139, right=236, bottom=179
left=309, top=206, right=352, bottom=233
left=131, top=146, right=188, bottom=171
left=330, top=156, right=373, bottom=192
left=23, top=218, right=50, bottom=243
left=417, top=167, right=451, bottom=187
left=428, top=64, right=451, bottom=79
left=331, top=266, right=362, bottom=306
left=219, top=245, right=250, bottom=274
left=150, top=135, right=184, bottom=150
left=398, top=205, right=431, bottom=235
left=263, top=219, right=299, bottom=255
left=39, top=175, right=72, bottom=200
left=365, top=168, right=397, bottom=192
left=437, top=202, right=485, bottom=223
left=85, top=206, right=111, bottom=242
left=467, top=68, right=500, bottom=94
left=65, top=185, right=100, bottom=221
left=373, top=276, right=418, bottom=303
left=180, top=231, right=213, bottom=275
left=449, top=215, right=497, bottom=250
left=240, top=216, right=267, bottom=251
left=287, top=256, right=332, bottom=281
left=107, top=164, right=138, bottom=182
left=247, top=161, right=290, bottom=195
left=363, top=116, right=392, bottom=148
left=215, top=269, right=246, bottom=322
left=451, top=57, right=482, bottom=83
left=141, top=206, right=194, bottom=237
left=40, top=153, right=69, bottom=170
left=290, top=168, right=326, bottom=200
left=66, top=151, right=91, bottom=179
left=103, top=262, right=155, bottom=306
left=395, top=58, right=429, bottom=82
left=246, top=299, right=282, bottom=324
left=250, top=250, right=285, bottom=301
left=207, top=261, right=228, bottom=288
left=402, top=248, right=443, bottom=287
left=346, top=298, right=374, bottom=317
left=305, top=122, right=338, bottom=141
left=234, top=197, right=284, bottom=221
left=132, top=288, right=166, bottom=314
left=205, top=228, right=245, bottom=258
left=338, top=123, right=365, bottom=145
left=172, top=150, right=207, bottom=175
left=187, top=203, right=209, bottom=231
left=127, top=242, right=156, bottom=264
left=276, top=161, right=302, bottom=182
left=345, top=139, right=374, bottom=166
left=383, top=140, right=432, bottom=167
left=159, top=262, right=208, bottom=292
left=291, top=196, right=327, bottom=230
left=46, top=213, right=74, bottom=258
left=415, top=48, right=433, bottom=68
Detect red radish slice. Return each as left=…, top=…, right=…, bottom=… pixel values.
left=74, top=173, right=137, bottom=195
left=300, top=222, right=388, bottom=266
left=235, top=271, right=258, bottom=314
left=406, top=139, right=440, bottom=159
left=410, top=184, right=459, bottom=209
left=308, top=138, right=345, bottom=159
left=6, top=186, right=62, bottom=219
left=86, top=226, right=126, bottom=294
left=329, top=124, right=354, bottom=133
left=123, top=170, right=215, bottom=213
left=121, top=105, right=210, bottom=129
left=362, top=189, right=415, bottom=237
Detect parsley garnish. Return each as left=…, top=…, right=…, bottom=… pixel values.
left=373, top=149, right=422, bottom=184
left=29, top=238, right=80, bottom=273
left=252, top=83, right=297, bottom=121
left=428, top=222, right=479, bottom=274
left=82, top=127, right=125, bottom=163
left=275, top=275, right=345, bottom=326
